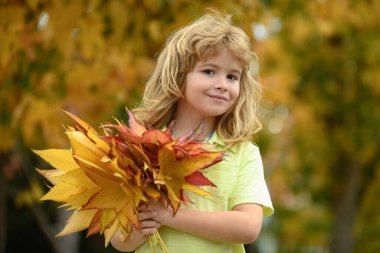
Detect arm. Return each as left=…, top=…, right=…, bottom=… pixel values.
left=110, top=207, right=160, bottom=252
left=142, top=199, right=263, bottom=244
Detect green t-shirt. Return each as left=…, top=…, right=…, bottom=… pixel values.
left=135, top=133, right=274, bottom=253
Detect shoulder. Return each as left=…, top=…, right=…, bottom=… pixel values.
left=210, top=132, right=260, bottom=155
left=230, top=140, right=260, bottom=158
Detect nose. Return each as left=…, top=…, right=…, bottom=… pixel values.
left=214, top=75, right=228, bottom=91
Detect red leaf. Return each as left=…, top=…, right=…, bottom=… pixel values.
left=185, top=171, right=216, bottom=187
left=126, top=108, right=147, bottom=137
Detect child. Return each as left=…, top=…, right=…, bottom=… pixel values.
left=111, top=11, right=274, bottom=253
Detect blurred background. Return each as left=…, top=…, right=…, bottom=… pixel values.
left=1, top=0, right=380, bottom=252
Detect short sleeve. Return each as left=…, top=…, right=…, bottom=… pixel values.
left=230, top=142, right=274, bottom=217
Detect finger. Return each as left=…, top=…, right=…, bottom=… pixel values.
left=138, top=211, right=157, bottom=221
left=139, top=227, right=158, bottom=236
left=139, top=220, right=161, bottom=229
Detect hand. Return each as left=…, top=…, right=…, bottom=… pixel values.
left=110, top=200, right=169, bottom=251
left=137, top=202, right=161, bottom=236
left=138, top=198, right=173, bottom=226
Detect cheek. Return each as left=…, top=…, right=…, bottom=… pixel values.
left=231, top=85, right=240, bottom=102
left=183, top=74, right=196, bottom=93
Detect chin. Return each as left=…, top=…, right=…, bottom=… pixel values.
left=202, top=110, right=227, bottom=118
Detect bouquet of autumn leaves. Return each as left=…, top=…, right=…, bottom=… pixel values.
left=33, top=109, right=223, bottom=252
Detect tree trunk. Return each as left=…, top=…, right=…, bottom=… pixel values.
left=330, top=163, right=361, bottom=253
left=0, top=155, right=6, bottom=253
left=55, top=209, right=80, bottom=253
left=29, top=203, right=62, bottom=253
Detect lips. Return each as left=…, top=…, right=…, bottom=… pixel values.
left=207, top=94, right=228, bottom=101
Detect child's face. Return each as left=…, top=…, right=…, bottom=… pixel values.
left=179, top=50, right=241, bottom=119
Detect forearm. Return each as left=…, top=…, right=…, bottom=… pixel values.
left=163, top=204, right=263, bottom=244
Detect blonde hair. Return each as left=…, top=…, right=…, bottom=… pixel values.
left=134, top=12, right=262, bottom=147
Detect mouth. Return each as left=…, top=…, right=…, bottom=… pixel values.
left=207, top=94, right=228, bottom=101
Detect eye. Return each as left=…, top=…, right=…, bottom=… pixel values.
left=227, top=74, right=239, bottom=81
left=202, top=69, right=215, bottom=75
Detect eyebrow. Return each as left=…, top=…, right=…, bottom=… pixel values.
left=200, top=63, right=242, bottom=75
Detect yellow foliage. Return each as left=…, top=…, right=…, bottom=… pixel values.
left=34, top=110, right=222, bottom=249
left=3, top=1, right=380, bottom=251
left=15, top=179, right=44, bottom=208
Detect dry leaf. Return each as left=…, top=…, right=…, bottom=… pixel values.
left=34, top=108, right=223, bottom=249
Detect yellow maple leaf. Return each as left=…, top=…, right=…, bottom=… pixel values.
left=33, top=149, right=78, bottom=172
left=56, top=209, right=98, bottom=237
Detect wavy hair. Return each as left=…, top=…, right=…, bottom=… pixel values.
left=133, top=12, right=262, bottom=147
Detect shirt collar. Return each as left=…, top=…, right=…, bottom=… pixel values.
left=161, top=125, right=238, bottom=154
left=208, top=132, right=238, bottom=154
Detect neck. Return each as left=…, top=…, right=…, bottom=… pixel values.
left=172, top=112, right=216, bottom=139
